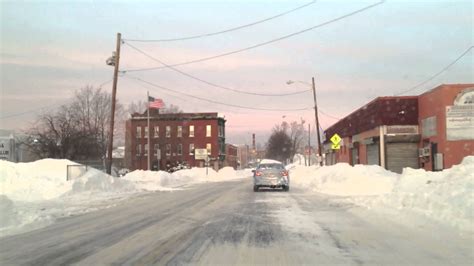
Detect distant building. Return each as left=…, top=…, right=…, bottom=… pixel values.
left=224, top=144, right=238, bottom=169
left=125, top=111, right=226, bottom=171
left=0, top=129, right=38, bottom=163
left=323, top=84, right=474, bottom=173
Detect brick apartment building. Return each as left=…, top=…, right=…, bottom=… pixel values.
left=323, top=84, right=473, bottom=173
left=125, top=111, right=226, bottom=171
left=224, top=144, right=238, bottom=169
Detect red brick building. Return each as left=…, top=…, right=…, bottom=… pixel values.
left=224, top=144, right=238, bottom=169
left=323, top=84, right=473, bottom=173
left=125, top=111, right=226, bottom=171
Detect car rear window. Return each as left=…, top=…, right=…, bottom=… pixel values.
left=258, top=163, right=284, bottom=170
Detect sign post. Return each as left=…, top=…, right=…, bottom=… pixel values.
left=194, top=148, right=209, bottom=176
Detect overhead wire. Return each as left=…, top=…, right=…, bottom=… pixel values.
left=395, top=45, right=473, bottom=96
left=124, top=1, right=317, bottom=42
left=123, top=42, right=311, bottom=97
left=123, top=0, right=385, bottom=72
left=125, top=75, right=313, bottom=112
left=0, top=79, right=114, bottom=120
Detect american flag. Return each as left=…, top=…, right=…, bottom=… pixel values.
left=148, top=96, right=165, bottom=109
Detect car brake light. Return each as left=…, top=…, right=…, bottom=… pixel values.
left=281, top=170, right=288, bottom=176
left=255, top=171, right=263, bottom=176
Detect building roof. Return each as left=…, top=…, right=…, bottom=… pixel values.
left=419, top=83, right=474, bottom=96
left=131, top=112, right=225, bottom=122
left=324, top=96, right=418, bottom=141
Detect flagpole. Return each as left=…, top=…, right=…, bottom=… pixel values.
left=147, top=91, right=151, bottom=171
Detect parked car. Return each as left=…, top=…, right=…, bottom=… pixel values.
left=252, top=159, right=289, bottom=192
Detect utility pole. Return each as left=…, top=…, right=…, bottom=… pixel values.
left=106, top=32, right=121, bottom=175
left=311, top=77, right=323, bottom=166
left=147, top=91, right=151, bottom=171
left=308, top=124, right=311, bottom=166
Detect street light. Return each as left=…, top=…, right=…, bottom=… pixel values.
left=287, top=77, right=323, bottom=166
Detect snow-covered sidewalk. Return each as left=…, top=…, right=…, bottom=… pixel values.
left=0, top=159, right=249, bottom=237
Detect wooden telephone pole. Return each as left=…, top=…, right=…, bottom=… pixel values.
left=311, top=77, right=323, bottom=166
left=106, top=33, right=121, bottom=175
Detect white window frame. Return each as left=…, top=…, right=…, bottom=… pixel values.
left=206, top=143, right=212, bottom=155
left=189, top=143, right=194, bottom=155
left=177, top=144, right=183, bottom=156
left=136, top=126, right=142, bottom=139
left=177, top=126, right=182, bottom=138
left=166, top=144, right=171, bottom=156
left=189, top=125, right=194, bottom=137
left=154, top=143, right=159, bottom=156
left=154, top=126, right=159, bottom=138
left=166, top=126, right=171, bottom=138
left=206, top=125, right=211, bottom=137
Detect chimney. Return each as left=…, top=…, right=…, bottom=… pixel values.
left=252, top=133, right=256, bottom=151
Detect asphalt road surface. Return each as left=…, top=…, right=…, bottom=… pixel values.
left=1, top=178, right=472, bottom=265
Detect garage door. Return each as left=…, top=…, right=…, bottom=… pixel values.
left=386, top=143, right=419, bottom=173
left=366, top=143, right=379, bottom=165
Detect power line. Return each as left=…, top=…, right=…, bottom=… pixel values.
left=124, top=42, right=311, bottom=97
left=395, top=45, right=473, bottom=96
left=124, top=1, right=317, bottom=42
left=123, top=1, right=385, bottom=72
left=0, top=80, right=114, bottom=120
left=319, top=108, right=340, bottom=120
left=125, top=75, right=313, bottom=112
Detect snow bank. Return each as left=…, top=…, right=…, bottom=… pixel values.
left=366, top=156, right=474, bottom=232
left=291, top=163, right=397, bottom=196
left=0, top=159, right=248, bottom=237
left=290, top=156, right=474, bottom=232
left=0, top=159, right=80, bottom=201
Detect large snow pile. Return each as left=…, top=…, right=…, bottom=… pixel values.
left=291, top=163, right=397, bottom=196
left=290, top=156, right=474, bottom=232
left=0, top=159, right=248, bottom=237
left=366, top=156, right=474, bottom=232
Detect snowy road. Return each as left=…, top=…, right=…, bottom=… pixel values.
left=1, top=178, right=472, bottom=265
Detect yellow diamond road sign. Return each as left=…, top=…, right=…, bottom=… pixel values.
left=331, top=143, right=341, bottom=150
left=330, top=133, right=341, bottom=145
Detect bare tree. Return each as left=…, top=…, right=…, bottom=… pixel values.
left=265, top=125, right=292, bottom=163
left=24, top=86, right=123, bottom=160
left=280, top=119, right=307, bottom=161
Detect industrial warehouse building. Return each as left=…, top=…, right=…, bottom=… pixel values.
left=323, top=84, right=474, bottom=173
left=125, top=111, right=226, bottom=171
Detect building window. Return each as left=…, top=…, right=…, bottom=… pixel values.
left=144, top=126, right=149, bottom=139
left=206, top=143, right=212, bottom=155
left=136, top=127, right=142, bottom=139
left=154, top=144, right=160, bottom=156
left=136, top=144, right=141, bottom=156
left=189, top=143, right=194, bottom=155
left=189, top=125, right=194, bottom=137
left=144, top=144, right=149, bottom=156
left=177, top=144, right=183, bottom=156
left=166, top=126, right=171, bottom=138
left=154, top=126, right=159, bottom=138
left=206, top=125, right=211, bottom=137
left=218, top=125, right=224, bottom=137
left=177, top=126, right=182, bottom=138
left=166, top=144, right=171, bottom=156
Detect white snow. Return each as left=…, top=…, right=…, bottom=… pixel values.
left=0, top=159, right=249, bottom=237
left=290, top=156, right=474, bottom=233
left=258, top=159, right=283, bottom=165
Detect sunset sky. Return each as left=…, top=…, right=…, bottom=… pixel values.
left=1, top=0, right=472, bottom=145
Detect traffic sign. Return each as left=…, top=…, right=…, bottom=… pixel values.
left=331, top=143, right=341, bottom=150
left=330, top=133, right=341, bottom=145
left=194, top=148, right=208, bottom=160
